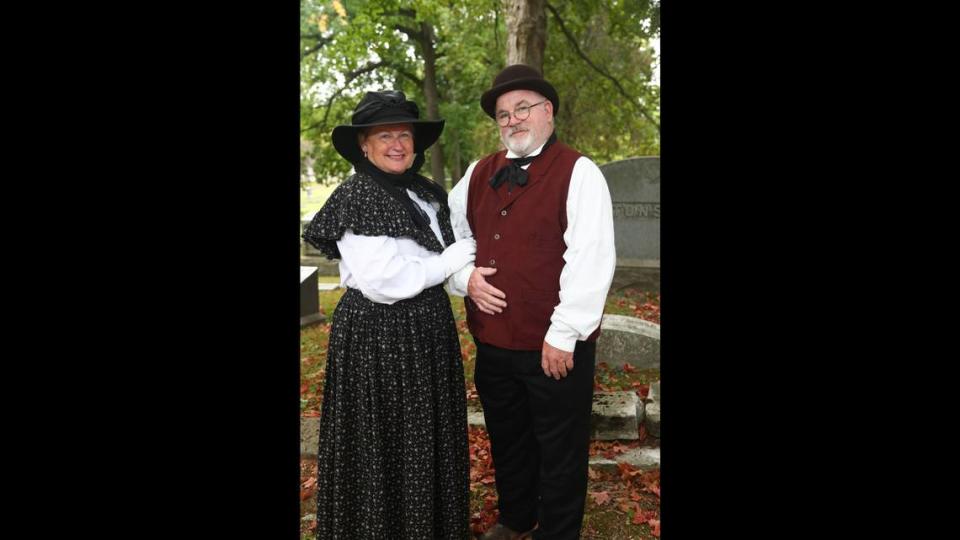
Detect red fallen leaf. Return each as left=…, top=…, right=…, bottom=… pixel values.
left=648, top=518, right=661, bottom=536
left=602, top=442, right=632, bottom=459
left=622, top=363, right=637, bottom=373
left=301, top=410, right=321, bottom=417
left=480, top=475, right=496, bottom=485
left=587, top=466, right=600, bottom=480
left=630, top=506, right=648, bottom=524
left=637, top=423, right=648, bottom=442
left=588, top=490, right=611, bottom=506
left=617, top=462, right=643, bottom=480
left=630, top=489, right=642, bottom=501
left=300, top=383, right=310, bottom=394
left=647, top=484, right=660, bottom=497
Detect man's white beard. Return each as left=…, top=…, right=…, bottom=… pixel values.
left=502, top=128, right=537, bottom=156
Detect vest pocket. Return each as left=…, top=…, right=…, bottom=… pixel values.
left=520, top=287, right=560, bottom=303
left=514, top=287, right=560, bottom=346
left=528, top=231, right=566, bottom=252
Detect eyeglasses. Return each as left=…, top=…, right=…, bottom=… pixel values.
left=495, top=100, right=547, bottom=127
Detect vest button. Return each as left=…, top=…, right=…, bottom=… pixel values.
left=489, top=259, right=496, bottom=266
left=500, top=210, right=507, bottom=216
left=493, top=233, right=501, bottom=240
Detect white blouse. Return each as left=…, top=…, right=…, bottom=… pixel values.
left=335, top=189, right=450, bottom=305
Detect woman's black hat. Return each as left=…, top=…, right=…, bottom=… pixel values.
left=331, top=90, right=445, bottom=164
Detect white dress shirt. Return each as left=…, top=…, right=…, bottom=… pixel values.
left=446, top=141, right=617, bottom=352
left=336, top=189, right=450, bottom=304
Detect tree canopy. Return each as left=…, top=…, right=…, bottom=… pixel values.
left=301, top=0, right=660, bottom=187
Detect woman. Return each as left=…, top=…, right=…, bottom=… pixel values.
left=303, top=90, right=474, bottom=539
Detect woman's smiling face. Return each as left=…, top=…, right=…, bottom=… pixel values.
left=360, top=123, right=415, bottom=174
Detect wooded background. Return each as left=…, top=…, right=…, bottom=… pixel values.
left=300, top=0, right=660, bottom=188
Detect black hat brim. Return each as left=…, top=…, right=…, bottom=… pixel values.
left=331, top=117, right=445, bottom=165
left=480, top=78, right=560, bottom=119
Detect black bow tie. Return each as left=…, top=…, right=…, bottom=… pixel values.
left=489, top=155, right=536, bottom=191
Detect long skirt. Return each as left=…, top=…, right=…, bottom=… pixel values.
left=315, top=285, right=470, bottom=539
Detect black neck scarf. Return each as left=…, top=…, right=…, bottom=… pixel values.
left=489, top=132, right=557, bottom=193
left=354, top=154, right=447, bottom=230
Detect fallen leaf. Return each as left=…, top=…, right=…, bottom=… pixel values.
left=648, top=518, right=661, bottom=536
left=588, top=490, right=611, bottom=506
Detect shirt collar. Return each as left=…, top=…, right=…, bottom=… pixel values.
left=505, top=140, right=548, bottom=160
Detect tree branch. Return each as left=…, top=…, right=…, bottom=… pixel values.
left=301, top=39, right=331, bottom=60
left=384, top=62, right=423, bottom=85
left=379, top=8, right=417, bottom=20
left=300, top=61, right=385, bottom=134
left=394, top=24, right=422, bottom=39
left=545, top=3, right=660, bottom=132
left=301, top=33, right=332, bottom=59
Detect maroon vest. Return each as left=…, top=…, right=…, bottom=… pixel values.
left=465, top=141, right=601, bottom=350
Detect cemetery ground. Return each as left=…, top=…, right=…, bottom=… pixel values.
left=300, top=284, right=661, bottom=539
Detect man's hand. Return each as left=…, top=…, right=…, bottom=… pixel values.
left=542, top=340, right=574, bottom=380
left=467, top=267, right=507, bottom=315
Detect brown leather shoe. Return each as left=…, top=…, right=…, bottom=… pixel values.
left=476, top=522, right=535, bottom=540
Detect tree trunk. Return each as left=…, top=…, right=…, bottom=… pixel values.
left=504, top=0, right=546, bottom=72
left=418, top=22, right=446, bottom=185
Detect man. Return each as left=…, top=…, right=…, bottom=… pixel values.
left=447, top=65, right=616, bottom=540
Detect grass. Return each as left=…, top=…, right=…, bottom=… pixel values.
left=300, top=287, right=661, bottom=538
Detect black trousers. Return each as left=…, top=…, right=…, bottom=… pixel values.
left=474, top=339, right=596, bottom=540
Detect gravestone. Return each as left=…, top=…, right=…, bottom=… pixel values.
left=591, top=391, right=643, bottom=440
left=644, top=381, right=661, bottom=438
left=589, top=447, right=660, bottom=472
left=301, top=215, right=326, bottom=258
left=596, top=314, right=660, bottom=370
left=301, top=416, right=320, bottom=456
left=300, top=215, right=343, bottom=277
left=600, top=157, right=660, bottom=291
left=300, top=266, right=325, bottom=327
